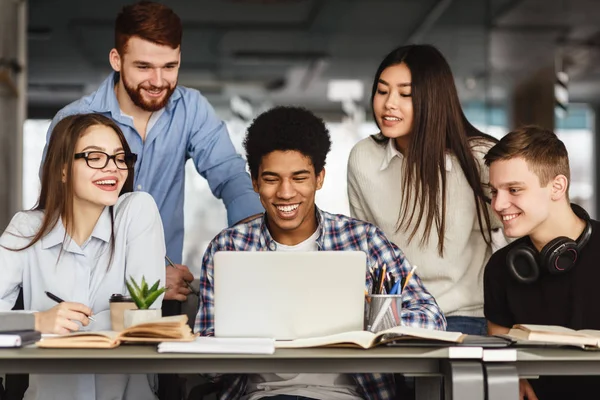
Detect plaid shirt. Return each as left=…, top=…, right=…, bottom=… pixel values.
left=195, top=208, right=446, bottom=400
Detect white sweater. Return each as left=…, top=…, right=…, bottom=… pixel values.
left=347, top=137, right=501, bottom=318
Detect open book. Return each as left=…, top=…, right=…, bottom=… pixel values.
left=37, top=315, right=195, bottom=349
left=275, top=325, right=464, bottom=349
left=507, top=324, right=600, bottom=348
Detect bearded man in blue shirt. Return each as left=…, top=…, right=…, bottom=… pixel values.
left=42, top=1, right=263, bottom=304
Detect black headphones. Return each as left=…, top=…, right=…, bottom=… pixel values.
left=507, top=203, right=592, bottom=284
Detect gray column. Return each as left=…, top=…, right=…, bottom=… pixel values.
left=511, top=66, right=555, bottom=131
left=0, top=0, right=27, bottom=230
left=593, top=105, right=600, bottom=218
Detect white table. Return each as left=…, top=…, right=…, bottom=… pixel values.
left=0, top=345, right=487, bottom=400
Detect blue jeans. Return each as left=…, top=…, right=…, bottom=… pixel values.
left=445, top=316, right=487, bottom=335
left=261, top=397, right=317, bottom=400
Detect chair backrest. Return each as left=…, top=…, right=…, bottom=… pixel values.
left=5, top=288, right=28, bottom=400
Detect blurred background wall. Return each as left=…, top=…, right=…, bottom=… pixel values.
left=2, top=0, right=599, bottom=275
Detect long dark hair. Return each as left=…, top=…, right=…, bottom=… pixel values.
left=371, top=44, right=496, bottom=256
left=9, top=114, right=134, bottom=261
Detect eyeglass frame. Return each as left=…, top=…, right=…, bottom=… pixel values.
left=73, top=151, right=138, bottom=170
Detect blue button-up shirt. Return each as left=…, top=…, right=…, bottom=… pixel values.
left=43, top=73, right=263, bottom=263
left=195, top=207, right=446, bottom=400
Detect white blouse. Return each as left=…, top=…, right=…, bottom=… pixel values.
left=0, top=191, right=166, bottom=400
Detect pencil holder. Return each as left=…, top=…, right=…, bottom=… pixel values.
left=364, top=294, right=402, bottom=332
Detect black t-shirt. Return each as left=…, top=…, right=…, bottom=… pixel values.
left=484, top=219, right=600, bottom=400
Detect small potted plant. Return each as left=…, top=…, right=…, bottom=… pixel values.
left=123, top=276, right=166, bottom=328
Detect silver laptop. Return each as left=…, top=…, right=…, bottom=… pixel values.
left=213, top=251, right=367, bottom=340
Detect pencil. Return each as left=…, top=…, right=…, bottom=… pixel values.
left=378, top=265, right=387, bottom=294
left=401, top=265, right=418, bottom=292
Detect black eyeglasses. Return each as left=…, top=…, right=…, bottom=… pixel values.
left=74, top=151, right=137, bottom=170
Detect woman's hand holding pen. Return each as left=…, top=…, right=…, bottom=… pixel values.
left=35, top=302, right=94, bottom=334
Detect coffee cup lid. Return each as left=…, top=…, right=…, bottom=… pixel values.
left=109, top=293, right=134, bottom=302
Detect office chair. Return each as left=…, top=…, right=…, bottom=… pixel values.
left=186, top=379, right=220, bottom=400
left=185, top=375, right=412, bottom=400
left=4, top=289, right=28, bottom=400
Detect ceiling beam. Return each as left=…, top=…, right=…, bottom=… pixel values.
left=65, top=0, right=325, bottom=33
left=405, top=0, right=454, bottom=44
left=490, top=0, right=525, bottom=26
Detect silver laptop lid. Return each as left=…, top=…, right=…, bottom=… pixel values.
left=213, top=251, right=367, bottom=340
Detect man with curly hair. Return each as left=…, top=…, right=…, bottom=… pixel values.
left=195, top=106, right=446, bottom=400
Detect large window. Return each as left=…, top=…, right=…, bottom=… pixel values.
left=22, top=119, right=50, bottom=210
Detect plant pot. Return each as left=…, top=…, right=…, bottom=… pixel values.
left=123, top=308, right=162, bottom=328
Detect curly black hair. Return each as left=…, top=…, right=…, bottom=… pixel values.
left=243, top=106, right=331, bottom=179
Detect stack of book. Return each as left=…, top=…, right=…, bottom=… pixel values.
left=0, top=312, right=41, bottom=348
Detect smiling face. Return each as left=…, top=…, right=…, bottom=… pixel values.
left=71, top=125, right=129, bottom=211
left=252, top=150, right=325, bottom=245
left=110, top=36, right=180, bottom=112
left=372, top=62, right=414, bottom=152
left=489, top=157, right=554, bottom=238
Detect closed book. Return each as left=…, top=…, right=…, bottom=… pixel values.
left=158, top=337, right=275, bottom=354
left=0, top=330, right=41, bottom=348
left=0, top=312, right=35, bottom=332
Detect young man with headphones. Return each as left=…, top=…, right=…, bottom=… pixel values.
left=483, top=125, right=599, bottom=400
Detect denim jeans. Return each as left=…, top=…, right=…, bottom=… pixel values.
left=260, top=396, right=317, bottom=400
left=445, top=316, right=488, bottom=335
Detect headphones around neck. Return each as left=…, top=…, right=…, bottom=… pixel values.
left=507, top=203, right=592, bottom=284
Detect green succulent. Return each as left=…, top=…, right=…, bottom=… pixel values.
left=126, top=276, right=166, bottom=310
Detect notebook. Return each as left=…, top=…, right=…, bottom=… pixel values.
left=158, top=337, right=275, bottom=354
left=0, top=312, right=35, bottom=332
left=213, top=251, right=367, bottom=340
left=0, top=330, right=41, bottom=348
left=386, top=334, right=513, bottom=348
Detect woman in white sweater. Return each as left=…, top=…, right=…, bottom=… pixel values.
left=347, top=44, right=501, bottom=335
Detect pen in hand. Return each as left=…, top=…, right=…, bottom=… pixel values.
left=44, top=291, right=96, bottom=322
left=165, top=255, right=199, bottom=296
